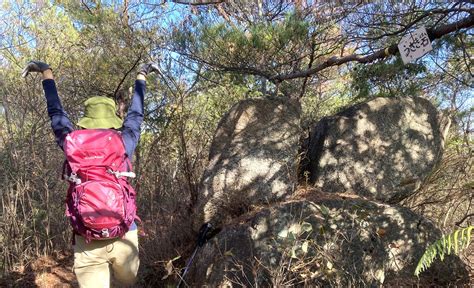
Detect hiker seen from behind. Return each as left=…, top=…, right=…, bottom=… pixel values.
left=22, top=60, right=160, bottom=287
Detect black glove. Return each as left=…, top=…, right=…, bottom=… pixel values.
left=138, top=62, right=161, bottom=76
left=21, top=61, right=51, bottom=78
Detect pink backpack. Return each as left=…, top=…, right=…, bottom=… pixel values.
left=63, top=129, right=138, bottom=243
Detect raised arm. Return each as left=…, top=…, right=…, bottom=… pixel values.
left=22, top=61, right=74, bottom=149
left=121, top=63, right=161, bottom=158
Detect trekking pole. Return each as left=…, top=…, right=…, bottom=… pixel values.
left=177, top=222, right=212, bottom=288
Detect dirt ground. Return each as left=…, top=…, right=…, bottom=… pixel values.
left=0, top=227, right=474, bottom=288
left=3, top=252, right=77, bottom=288
left=2, top=239, right=473, bottom=287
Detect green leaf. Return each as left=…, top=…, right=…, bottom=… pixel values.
left=288, top=231, right=296, bottom=241
left=466, top=226, right=473, bottom=248
left=454, top=229, right=460, bottom=253
left=319, top=205, right=330, bottom=217
left=278, top=229, right=288, bottom=238
left=291, top=246, right=299, bottom=259
left=415, top=226, right=474, bottom=277
left=301, top=221, right=313, bottom=233
left=301, top=241, right=309, bottom=253
left=319, top=226, right=326, bottom=235
left=326, top=261, right=333, bottom=270
left=447, top=234, right=452, bottom=255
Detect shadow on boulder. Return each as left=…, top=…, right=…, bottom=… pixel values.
left=193, top=97, right=301, bottom=231
left=300, top=97, right=450, bottom=203
left=186, top=191, right=470, bottom=287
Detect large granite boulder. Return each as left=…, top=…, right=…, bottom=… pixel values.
left=301, top=97, right=449, bottom=203
left=193, top=97, right=301, bottom=230
left=186, top=192, right=469, bottom=287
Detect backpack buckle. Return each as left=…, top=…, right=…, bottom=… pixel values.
left=65, top=172, right=82, bottom=185
left=101, top=228, right=110, bottom=238
left=107, top=169, right=121, bottom=178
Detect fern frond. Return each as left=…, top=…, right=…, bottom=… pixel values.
left=414, top=225, right=473, bottom=277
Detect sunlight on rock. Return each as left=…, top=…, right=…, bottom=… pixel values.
left=304, top=97, right=446, bottom=203
left=234, top=107, right=256, bottom=132
left=251, top=219, right=269, bottom=241
left=190, top=198, right=468, bottom=286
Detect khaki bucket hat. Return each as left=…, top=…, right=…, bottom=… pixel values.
left=77, top=96, right=123, bottom=129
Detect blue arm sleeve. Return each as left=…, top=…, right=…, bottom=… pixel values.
left=42, top=79, right=74, bottom=149
left=122, top=80, right=146, bottom=158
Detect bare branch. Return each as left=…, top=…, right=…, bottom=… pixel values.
left=113, top=54, right=143, bottom=100
left=172, top=0, right=224, bottom=6
left=81, top=0, right=94, bottom=14
left=455, top=213, right=474, bottom=226
left=298, top=40, right=317, bottom=99
left=215, top=3, right=236, bottom=29
left=430, top=56, right=473, bottom=87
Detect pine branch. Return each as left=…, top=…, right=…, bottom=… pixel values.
left=272, top=12, right=474, bottom=82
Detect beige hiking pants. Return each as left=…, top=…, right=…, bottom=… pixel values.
left=73, top=229, right=139, bottom=288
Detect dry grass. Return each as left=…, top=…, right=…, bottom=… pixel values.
left=2, top=252, right=76, bottom=288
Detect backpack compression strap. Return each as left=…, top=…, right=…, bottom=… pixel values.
left=106, top=169, right=136, bottom=179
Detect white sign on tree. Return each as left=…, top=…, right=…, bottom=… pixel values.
left=398, top=26, right=433, bottom=64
